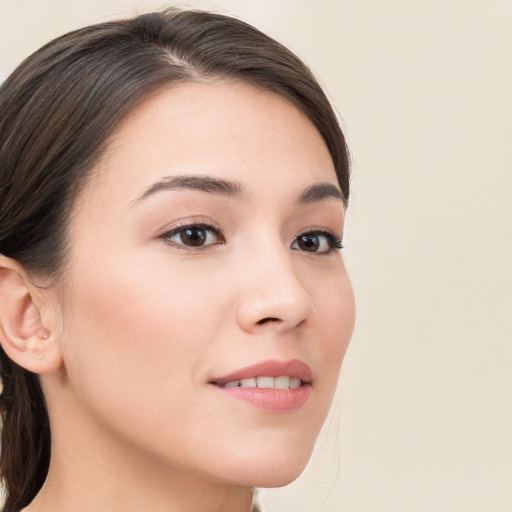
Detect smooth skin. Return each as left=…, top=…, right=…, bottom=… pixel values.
left=0, top=80, right=355, bottom=512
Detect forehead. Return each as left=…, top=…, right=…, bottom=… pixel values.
left=87, top=80, right=337, bottom=206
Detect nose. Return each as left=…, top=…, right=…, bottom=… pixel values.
left=235, top=246, right=314, bottom=334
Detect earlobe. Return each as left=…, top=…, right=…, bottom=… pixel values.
left=0, top=255, right=62, bottom=374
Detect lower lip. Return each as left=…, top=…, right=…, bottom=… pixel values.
left=211, top=384, right=311, bottom=412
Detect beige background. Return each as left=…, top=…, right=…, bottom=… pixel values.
left=1, top=1, right=511, bottom=511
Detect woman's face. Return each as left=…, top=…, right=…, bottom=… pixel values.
left=47, top=81, right=355, bottom=487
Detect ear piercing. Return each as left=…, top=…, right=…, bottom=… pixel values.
left=38, top=328, right=50, bottom=340
left=36, top=329, right=50, bottom=360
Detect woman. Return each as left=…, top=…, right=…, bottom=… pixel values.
left=0, top=8, right=355, bottom=512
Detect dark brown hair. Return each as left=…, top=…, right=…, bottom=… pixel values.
left=0, top=8, right=350, bottom=510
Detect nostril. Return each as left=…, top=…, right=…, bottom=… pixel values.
left=256, top=317, right=281, bottom=325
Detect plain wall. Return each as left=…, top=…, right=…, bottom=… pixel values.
left=1, top=1, right=511, bottom=511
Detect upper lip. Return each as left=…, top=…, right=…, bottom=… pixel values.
left=210, top=359, right=313, bottom=385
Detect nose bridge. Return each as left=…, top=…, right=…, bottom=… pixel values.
left=235, top=236, right=314, bottom=333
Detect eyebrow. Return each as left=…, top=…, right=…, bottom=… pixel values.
left=132, top=174, right=343, bottom=206
left=296, top=182, right=344, bottom=205
left=133, top=175, right=245, bottom=204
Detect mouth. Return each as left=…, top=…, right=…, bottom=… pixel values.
left=214, top=375, right=303, bottom=389
left=209, top=359, right=312, bottom=412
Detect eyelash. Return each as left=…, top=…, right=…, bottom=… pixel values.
left=159, top=223, right=343, bottom=254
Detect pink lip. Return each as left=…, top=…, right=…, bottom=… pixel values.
left=211, top=359, right=313, bottom=385
left=210, top=359, right=312, bottom=412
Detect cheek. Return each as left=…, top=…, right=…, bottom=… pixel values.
left=58, top=256, right=224, bottom=425
left=308, top=267, right=355, bottom=392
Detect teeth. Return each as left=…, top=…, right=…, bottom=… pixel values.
left=289, top=377, right=301, bottom=389
left=274, top=376, right=290, bottom=389
left=220, top=376, right=302, bottom=389
left=257, top=376, right=274, bottom=388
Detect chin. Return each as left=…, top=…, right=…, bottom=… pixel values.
left=249, top=466, right=309, bottom=489
left=217, top=443, right=314, bottom=489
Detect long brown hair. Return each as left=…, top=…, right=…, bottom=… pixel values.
left=0, top=8, right=350, bottom=510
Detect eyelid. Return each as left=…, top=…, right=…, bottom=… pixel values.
left=160, top=219, right=221, bottom=233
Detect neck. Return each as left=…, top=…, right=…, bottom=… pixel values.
left=24, top=444, right=254, bottom=512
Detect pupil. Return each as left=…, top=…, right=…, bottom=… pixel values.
left=299, top=234, right=319, bottom=252
left=181, top=228, right=206, bottom=246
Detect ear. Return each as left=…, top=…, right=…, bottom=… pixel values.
left=0, top=255, right=62, bottom=374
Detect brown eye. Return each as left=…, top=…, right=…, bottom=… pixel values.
left=161, top=223, right=223, bottom=250
left=296, top=234, right=320, bottom=252
left=291, top=231, right=343, bottom=254
left=180, top=227, right=207, bottom=246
